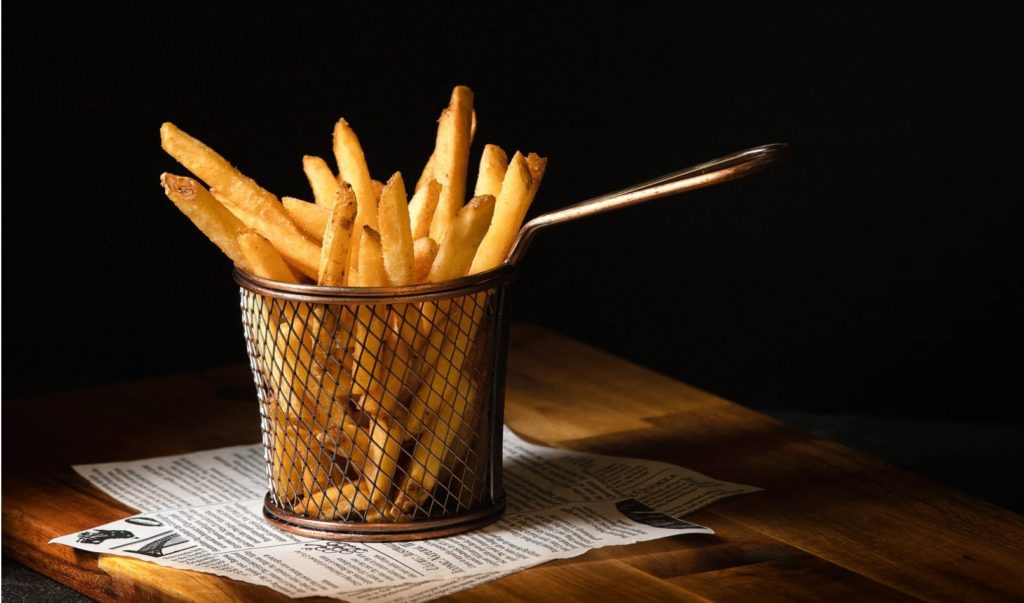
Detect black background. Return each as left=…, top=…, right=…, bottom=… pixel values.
left=4, top=3, right=1021, bottom=424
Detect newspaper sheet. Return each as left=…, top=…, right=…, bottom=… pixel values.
left=53, top=427, right=759, bottom=602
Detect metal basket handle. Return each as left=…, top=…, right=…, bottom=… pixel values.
left=505, top=143, right=789, bottom=266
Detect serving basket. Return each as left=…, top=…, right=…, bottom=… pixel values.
left=236, top=266, right=516, bottom=541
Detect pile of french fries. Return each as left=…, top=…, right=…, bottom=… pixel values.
left=160, top=86, right=546, bottom=522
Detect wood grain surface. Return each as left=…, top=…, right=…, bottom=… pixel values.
left=4, top=324, right=1023, bottom=602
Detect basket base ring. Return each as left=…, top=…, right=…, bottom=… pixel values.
left=262, top=493, right=506, bottom=542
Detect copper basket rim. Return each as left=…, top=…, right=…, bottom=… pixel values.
left=262, top=494, right=507, bottom=541
left=234, top=265, right=517, bottom=304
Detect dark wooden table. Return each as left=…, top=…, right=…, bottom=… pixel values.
left=4, top=325, right=1023, bottom=601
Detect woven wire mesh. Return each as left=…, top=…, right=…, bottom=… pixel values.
left=240, top=284, right=505, bottom=525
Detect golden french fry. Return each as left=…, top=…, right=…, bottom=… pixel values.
left=215, top=192, right=321, bottom=279
left=353, top=226, right=387, bottom=287
left=434, top=321, right=493, bottom=509
left=453, top=421, right=486, bottom=510
left=367, top=324, right=425, bottom=423
left=333, top=119, right=378, bottom=254
left=257, top=309, right=337, bottom=455
left=272, top=305, right=356, bottom=427
left=351, top=227, right=388, bottom=407
left=414, top=109, right=477, bottom=192
left=160, top=123, right=320, bottom=279
left=429, top=195, right=496, bottom=283
left=412, top=237, right=439, bottom=284
left=393, top=295, right=453, bottom=406
left=272, top=419, right=304, bottom=502
left=307, top=305, right=355, bottom=374
left=360, top=421, right=404, bottom=506
left=238, top=230, right=301, bottom=283
left=402, top=314, right=458, bottom=437
left=261, top=301, right=347, bottom=429
left=160, top=173, right=248, bottom=267
left=428, top=86, right=474, bottom=242
left=408, top=178, right=442, bottom=240
left=398, top=301, right=481, bottom=508
left=474, top=144, right=508, bottom=198
left=316, top=413, right=370, bottom=468
left=377, top=173, right=415, bottom=287
left=305, top=339, right=354, bottom=417
left=303, top=155, right=340, bottom=208
left=317, top=184, right=358, bottom=286
left=282, top=197, right=329, bottom=243
left=297, top=482, right=370, bottom=519
left=302, top=445, right=345, bottom=496
left=468, top=152, right=540, bottom=274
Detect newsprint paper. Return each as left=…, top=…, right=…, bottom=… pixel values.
left=53, top=427, right=759, bottom=602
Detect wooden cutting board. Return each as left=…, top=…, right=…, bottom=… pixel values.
left=3, top=324, right=1023, bottom=601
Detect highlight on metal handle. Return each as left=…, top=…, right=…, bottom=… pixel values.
left=504, top=143, right=789, bottom=266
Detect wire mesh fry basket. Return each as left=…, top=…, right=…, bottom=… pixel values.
left=236, top=266, right=515, bottom=541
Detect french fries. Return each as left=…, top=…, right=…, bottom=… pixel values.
left=333, top=119, right=378, bottom=271
left=412, top=237, right=439, bottom=284
left=303, top=155, right=340, bottom=208
left=469, top=151, right=545, bottom=274
left=160, top=173, right=248, bottom=268
left=318, top=184, right=358, bottom=286
left=377, top=173, right=415, bottom=287
left=160, top=123, right=321, bottom=279
left=428, top=86, right=474, bottom=243
left=159, top=85, right=546, bottom=524
left=282, top=197, right=329, bottom=243
left=350, top=227, right=390, bottom=413
left=238, top=230, right=301, bottom=284
left=429, top=195, right=496, bottom=283
left=408, top=179, right=441, bottom=240
left=415, top=110, right=478, bottom=192
left=474, top=144, right=508, bottom=198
